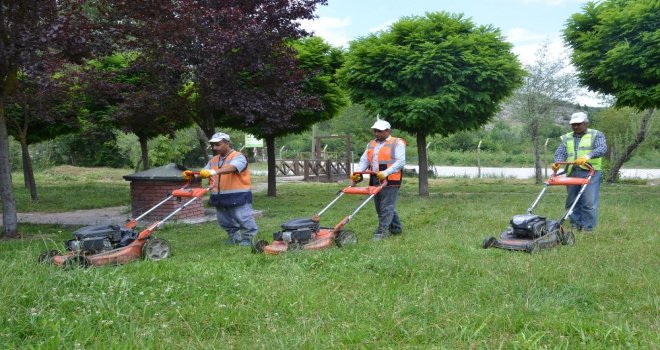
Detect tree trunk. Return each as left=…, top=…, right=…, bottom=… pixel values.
left=195, top=126, right=210, bottom=163
left=19, top=137, right=38, bottom=202
left=197, top=96, right=216, bottom=137
left=0, top=101, right=19, bottom=238
left=530, top=120, right=543, bottom=184
left=139, top=135, right=150, bottom=170
left=607, top=108, right=655, bottom=183
left=416, top=132, right=429, bottom=197
left=266, top=135, right=277, bottom=197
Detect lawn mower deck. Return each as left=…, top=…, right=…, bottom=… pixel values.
left=39, top=171, right=212, bottom=267
left=254, top=171, right=383, bottom=255
left=483, top=162, right=593, bottom=254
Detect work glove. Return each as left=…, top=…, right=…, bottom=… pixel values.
left=376, top=171, right=387, bottom=181
left=350, top=173, right=362, bottom=182
left=182, top=170, right=194, bottom=180
left=199, top=169, right=217, bottom=179
left=574, top=156, right=589, bottom=166
left=551, top=163, right=561, bottom=172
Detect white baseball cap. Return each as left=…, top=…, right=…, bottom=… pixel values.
left=569, top=112, right=589, bottom=124
left=371, top=119, right=391, bottom=131
left=209, top=132, right=230, bottom=143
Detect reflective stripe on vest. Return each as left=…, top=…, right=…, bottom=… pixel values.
left=209, top=151, right=251, bottom=195
left=366, top=137, right=403, bottom=186
left=561, top=129, right=602, bottom=172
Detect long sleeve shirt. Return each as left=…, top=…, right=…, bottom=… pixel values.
left=205, top=150, right=248, bottom=173
left=357, top=136, right=406, bottom=176
left=554, top=130, right=608, bottom=162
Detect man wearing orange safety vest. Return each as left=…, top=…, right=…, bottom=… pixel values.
left=183, top=132, right=258, bottom=246
left=351, top=119, right=406, bottom=240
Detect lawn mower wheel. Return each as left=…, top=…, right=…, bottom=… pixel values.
left=142, top=238, right=171, bottom=261
left=335, top=230, right=357, bottom=247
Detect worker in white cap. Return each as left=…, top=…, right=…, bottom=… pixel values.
left=351, top=117, right=406, bottom=240
left=183, top=132, right=258, bottom=246
left=551, top=112, right=608, bottom=233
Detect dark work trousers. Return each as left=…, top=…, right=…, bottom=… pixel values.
left=373, top=186, right=402, bottom=236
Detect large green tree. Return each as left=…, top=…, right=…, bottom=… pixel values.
left=563, top=0, right=659, bottom=182
left=83, top=53, right=193, bottom=170
left=339, top=12, right=525, bottom=196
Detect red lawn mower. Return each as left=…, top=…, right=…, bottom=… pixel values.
left=482, top=162, right=595, bottom=254
left=253, top=171, right=386, bottom=255
left=38, top=172, right=213, bottom=267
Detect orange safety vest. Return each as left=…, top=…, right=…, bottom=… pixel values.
left=209, top=150, right=252, bottom=205
left=366, top=137, right=405, bottom=186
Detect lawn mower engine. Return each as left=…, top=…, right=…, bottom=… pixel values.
left=509, top=214, right=549, bottom=239
left=273, top=218, right=320, bottom=245
left=65, top=224, right=138, bottom=254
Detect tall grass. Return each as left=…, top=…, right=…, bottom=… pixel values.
left=0, top=171, right=658, bottom=348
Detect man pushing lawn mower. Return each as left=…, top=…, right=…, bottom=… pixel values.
left=551, top=112, right=607, bottom=234
left=183, top=132, right=258, bottom=247
left=351, top=118, right=406, bottom=241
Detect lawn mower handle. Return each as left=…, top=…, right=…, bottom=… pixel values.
left=124, top=171, right=215, bottom=229
left=552, top=161, right=595, bottom=177
left=184, top=170, right=217, bottom=188
left=350, top=170, right=388, bottom=186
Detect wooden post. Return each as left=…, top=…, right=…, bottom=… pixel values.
left=544, top=138, right=550, bottom=178
left=303, top=160, right=309, bottom=181
left=326, top=160, right=331, bottom=182
left=477, top=140, right=482, bottom=179
left=345, top=135, right=352, bottom=177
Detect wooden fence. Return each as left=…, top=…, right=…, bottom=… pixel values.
left=274, top=159, right=350, bottom=182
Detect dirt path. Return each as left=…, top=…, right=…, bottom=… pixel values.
left=16, top=180, right=284, bottom=227
left=17, top=206, right=131, bottom=226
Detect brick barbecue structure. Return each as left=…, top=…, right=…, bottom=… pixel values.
left=123, top=163, right=205, bottom=222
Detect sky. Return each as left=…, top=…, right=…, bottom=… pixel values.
left=300, top=0, right=607, bottom=106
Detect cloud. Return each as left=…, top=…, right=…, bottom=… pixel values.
left=505, top=27, right=567, bottom=65
left=299, top=16, right=352, bottom=48
left=506, top=27, right=549, bottom=44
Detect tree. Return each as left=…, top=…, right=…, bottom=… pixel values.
left=564, top=0, right=659, bottom=182
left=103, top=1, right=327, bottom=136
left=83, top=53, right=193, bottom=170
left=225, top=36, right=347, bottom=196
left=5, top=69, right=79, bottom=201
left=594, top=107, right=658, bottom=182
left=509, top=42, right=577, bottom=184
left=339, top=12, right=525, bottom=196
left=1, top=2, right=100, bottom=237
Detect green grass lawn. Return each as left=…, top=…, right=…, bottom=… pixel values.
left=0, top=169, right=658, bottom=348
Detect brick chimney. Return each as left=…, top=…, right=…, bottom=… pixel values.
left=123, top=163, right=206, bottom=222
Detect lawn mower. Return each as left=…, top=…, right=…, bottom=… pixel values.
left=38, top=171, right=214, bottom=267
left=253, top=171, right=386, bottom=255
left=482, top=161, right=595, bottom=254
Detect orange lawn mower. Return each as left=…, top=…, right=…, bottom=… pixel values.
left=252, top=171, right=387, bottom=255
left=38, top=172, right=214, bottom=267
left=482, top=162, right=595, bottom=254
